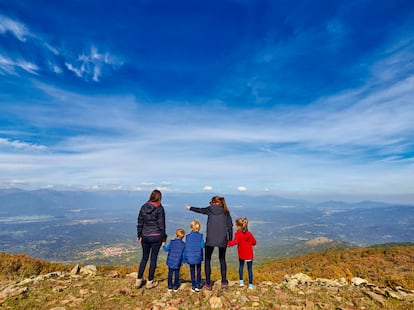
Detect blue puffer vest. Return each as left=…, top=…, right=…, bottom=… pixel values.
left=185, top=232, right=203, bottom=264
left=166, top=239, right=185, bottom=269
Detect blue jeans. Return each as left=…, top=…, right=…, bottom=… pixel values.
left=190, top=263, right=201, bottom=288
left=138, top=235, right=163, bottom=281
left=205, top=246, right=227, bottom=284
left=239, top=259, right=253, bottom=284
left=168, top=267, right=180, bottom=289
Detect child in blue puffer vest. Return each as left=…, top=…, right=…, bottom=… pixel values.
left=184, top=219, right=204, bottom=292
left=163, top=228, right=186, bottom=291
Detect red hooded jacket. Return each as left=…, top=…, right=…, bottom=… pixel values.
left=227, top=229, right=257, bottom=260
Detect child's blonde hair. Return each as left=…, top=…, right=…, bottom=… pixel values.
left=235, top=217, right=248, bottom=231
left=176, top=228, right=185, bottom=239
left=190, top=219, right=201, bottom=232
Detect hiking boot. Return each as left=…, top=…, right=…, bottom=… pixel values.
left=146, top=279, right=158, bottom=289
left=135, top=278, right=143, bottom=289
left=221, top=280, right=229, bottom=290
left=203, top=282, right=212, bottom=290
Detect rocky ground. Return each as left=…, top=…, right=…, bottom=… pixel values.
left=1, top=264, right=414, bottom=309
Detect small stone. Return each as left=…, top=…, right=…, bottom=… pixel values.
left=209, top=296, right=223, bottom=308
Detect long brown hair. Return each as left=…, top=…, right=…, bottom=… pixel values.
left=210, top=195, right=229, bottom=214
left=149, top=189, right=162, bottom=203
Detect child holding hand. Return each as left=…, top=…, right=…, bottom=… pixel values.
left=227, top=217, right=257, bottom=289
left=163, top=228, right=186, bottom=291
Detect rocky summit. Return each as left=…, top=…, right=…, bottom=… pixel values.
left=1, top=266, right=414, bottom=309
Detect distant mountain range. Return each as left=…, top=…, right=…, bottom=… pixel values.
left=0, top=189, right=413, bottom=264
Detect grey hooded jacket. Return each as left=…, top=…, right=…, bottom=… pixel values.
left=189, top=204, right=233, bottom=247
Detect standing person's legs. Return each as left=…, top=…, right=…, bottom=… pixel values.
left=190, top=264, right=196, bottom=288
left=218, top=247, right=227, bottom=282
left=239, top=259, right=245, bottom=286
left=173, top=268, right=180, bottom=290
left=138, top=237, right=151, bottom=279
left=167, top=268, right=174, bottom=289
left=204, top=246, right=214, bottom=285
left=247, top=260, right=253, bottom=285
left=196, top=263, right=201, bottom=288
left=148, top=236, right=162, bottom=281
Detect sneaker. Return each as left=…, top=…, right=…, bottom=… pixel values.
left=173, top=286, right=179, bottom=292
left=248, top=283, right=254, bottom=289
left=221, top=280, right=229, bottom=290
left=191, top=287, right=200, bottom=292
left=239, top=280, right=245, bottom=288
left=203, top=282, right=212, bottom=290
left=167, top=287, right=173, bottom=292
left=135, top=278, right=143, bottom=289
left=146, top=279, right=158, bottom=289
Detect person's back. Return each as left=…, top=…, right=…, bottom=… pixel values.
left=205, top=204, right=232, bottom=247
left=229, top=228, right=256, bottom=260
left=138, top=202, right=165, bottom=238
left=185, top=231, right=203, bottom=264
left=163, top=228, right=186, bottom=291
left=166, top=238, right=185, bottom=269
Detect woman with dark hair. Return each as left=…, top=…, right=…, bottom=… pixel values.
left=136, top=189, right=167, bottom=289
left=185, top=196, right=233, bottom=290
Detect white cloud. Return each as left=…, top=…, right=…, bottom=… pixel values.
left=65, top=46, right=123, bottom=82
left=0, top=14, right=122, bottom=82
left=0, top=35, right=413, bottom=201
left=16, top=60, right=39, bottom=75
left=65, top=62, right=82, bottom=78
left=0, top=137, right=47, bottom=151
left=0, top=15, right=30, bottom=41
left=0, top=55, right=39, bottom=75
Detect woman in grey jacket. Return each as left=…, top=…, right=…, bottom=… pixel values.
left=186, top=196, right=233, bottom=290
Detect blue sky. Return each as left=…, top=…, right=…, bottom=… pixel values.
left=1, top=0, right=414, bottom=203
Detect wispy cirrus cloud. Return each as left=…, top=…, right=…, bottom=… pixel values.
left=64, top=46, right=123, bottom=82
left=0, top=14, right=31, bottom=41
left=0, top=54, right=39, bottom=75
left=0, top=15, right=122, bottom=82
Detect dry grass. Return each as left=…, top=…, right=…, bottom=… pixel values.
left=1, top=244, right=414, bottom=309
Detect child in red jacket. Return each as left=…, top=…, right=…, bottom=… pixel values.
left=227, top=217, right=257, bottom=289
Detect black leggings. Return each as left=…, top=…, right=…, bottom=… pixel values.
left=204, top=245, right=227, bottom=284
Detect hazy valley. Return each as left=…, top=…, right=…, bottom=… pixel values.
left=0, top=189, right=413, bottom=265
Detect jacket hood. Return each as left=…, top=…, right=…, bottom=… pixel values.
left=142, top=202, right=158, bottom=214
left=208, top=204, right=226, bottom=215
left=241, top=230, right=252, bottom=241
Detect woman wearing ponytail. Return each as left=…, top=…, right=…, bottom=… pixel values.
left=185, top=196, right=233, bottom=290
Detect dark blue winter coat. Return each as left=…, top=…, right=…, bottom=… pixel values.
left=137, top=202, right=167, bottom=242
left=184, top=231, right=204, bottom=264
left=164, top=238, right=185, bottom=269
